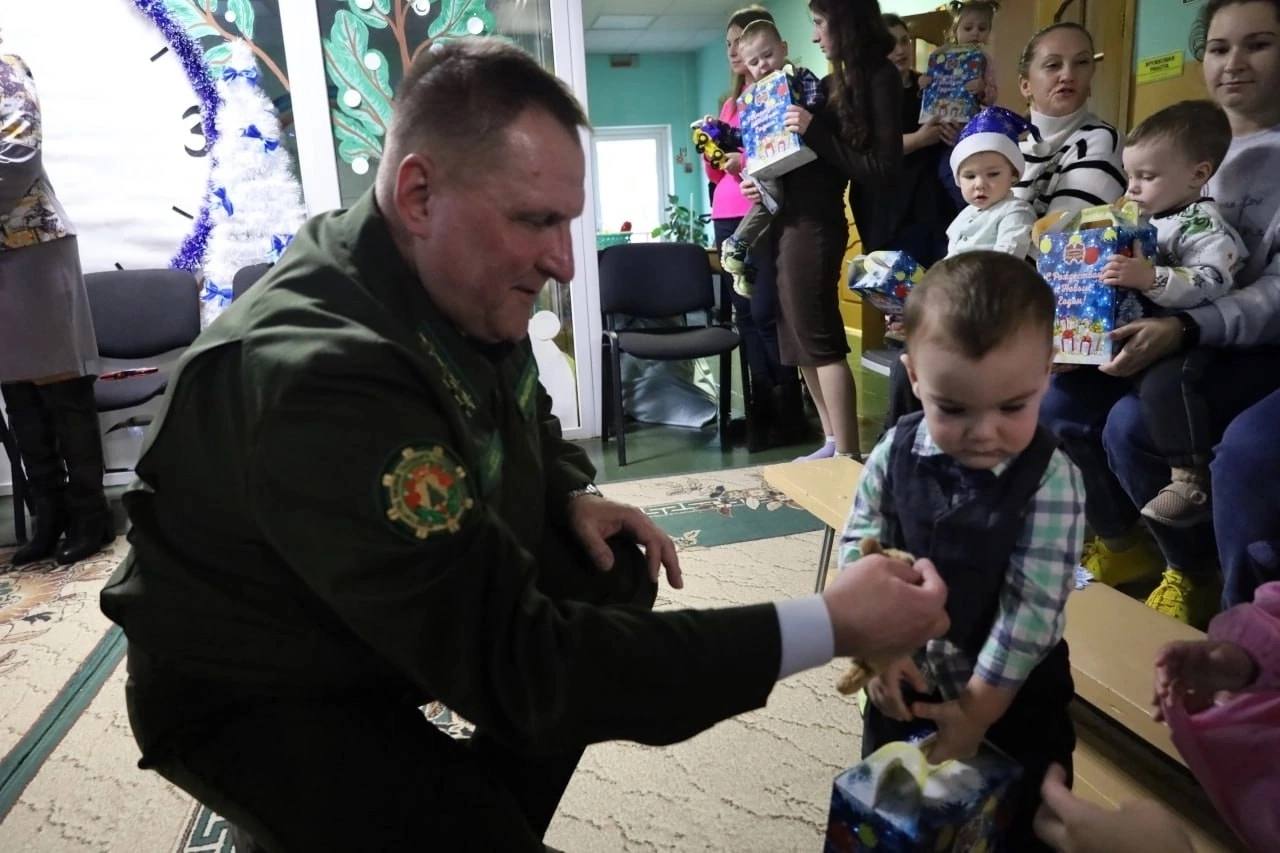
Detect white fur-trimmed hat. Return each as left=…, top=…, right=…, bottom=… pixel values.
left=949, top=106, right=1037, bottom=180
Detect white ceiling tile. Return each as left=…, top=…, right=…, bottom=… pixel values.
left=594, top=14, right=656, bottom=29
left=584, top=30, right=642, bottom=52
left=647, top=14, right=727, bottom=31
left=628, top=31, right=699, bottom=51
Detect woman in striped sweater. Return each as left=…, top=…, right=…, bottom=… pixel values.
left=1012, top=23, right=1127, bottom=216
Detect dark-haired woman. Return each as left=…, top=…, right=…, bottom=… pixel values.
left=745, top=0, right=902, bottom=461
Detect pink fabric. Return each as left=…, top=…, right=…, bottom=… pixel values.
left=708, top=98, right=754, bottom=220
left=1163, top=582, right=1280, bottom=851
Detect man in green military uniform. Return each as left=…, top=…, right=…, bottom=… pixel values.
left=101, top=39, right=949, bottom=850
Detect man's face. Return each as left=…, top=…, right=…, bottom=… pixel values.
left=905, top=323, right=1052, bottom=470
left=742, top=32, right=788, bottom=80
left=956, top=150, right=1016, bottom=210
left=408, top=108, right=585, bottom=344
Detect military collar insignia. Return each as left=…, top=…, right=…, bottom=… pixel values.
left=381, top=444, right=474, bottom=540
left=417, top=331, right=477, bottom=419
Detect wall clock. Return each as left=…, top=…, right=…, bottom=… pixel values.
left=1, top=0, right=216, bottom=273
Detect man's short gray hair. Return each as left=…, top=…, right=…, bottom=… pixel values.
left=378, top=37, right=589, bottom=193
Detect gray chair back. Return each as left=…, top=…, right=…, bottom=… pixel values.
left=598, top=243, right=714, bottom=320
left=233, top=263, right=272, bottom=301
left=83, top=269, right=201, bottom=359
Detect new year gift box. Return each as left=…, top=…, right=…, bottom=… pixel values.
left=825, top=739, right=1022, bottom=853
left=1035, top=202, right=1156, bottom=365
left=737, top=70, right=816, bottom=181
left=919, top=45, right=987, bottom=124
left=847, top=251, right=925, bottom=316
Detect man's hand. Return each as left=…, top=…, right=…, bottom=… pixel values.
left=723, top=152, right=744, bottom=176
left=822, top=554, right=948, bottom=661
left=1099, top=317, right=1184, bottom=377
left=1034, top=764, right=1194, bottom=852
left=784, top=104, right=813, bottom=136
left=868, top=657, right=928, bottom=721
left=1101, top=254, right=1156, bottom=290
left=567, top=495, right=683, bottom=589
left=1153, top=639, right=1257, bottom=720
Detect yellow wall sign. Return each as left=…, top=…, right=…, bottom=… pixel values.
left=1136, top=50, right=1185, bottom=84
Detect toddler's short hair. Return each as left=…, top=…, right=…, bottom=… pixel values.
left=905, top=251, right=1055, bottom=360
left=1126, top=100, right=1232, bottom=172
left=739, top=19, right=783, bottom=45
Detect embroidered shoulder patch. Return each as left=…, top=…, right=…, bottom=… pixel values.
left=380, top=445, right=474, bottom=540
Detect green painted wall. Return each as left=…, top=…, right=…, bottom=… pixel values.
left=764, top=1, right=827, bottom=75
left=1134, top=0, right=1205, bottom=66
left=585, top=52, right=705, bottom=218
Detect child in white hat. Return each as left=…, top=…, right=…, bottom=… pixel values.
left=945, top=106, right=1037, bottom=260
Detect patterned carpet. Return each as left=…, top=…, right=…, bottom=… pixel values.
left=0, top=467, right=860, bottom=852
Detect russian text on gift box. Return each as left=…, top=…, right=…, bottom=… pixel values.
left=1035, top=202, right=1156, bottom=365
left=920, top=45, right=986, bottom=124
left=736, top=70, right=816, bottom=181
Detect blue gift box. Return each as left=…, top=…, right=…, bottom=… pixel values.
left=737, top=70, right=816, bottom=181
left=920, top=45, right=986, bottom=124
left=825, top=740, right=1021, bottom=853
left=1035, top=204, right=1156, bottom=365
left=847, top=251, right=925, bottom=315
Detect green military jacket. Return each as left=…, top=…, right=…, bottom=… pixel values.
left=101, top=191, right=780, bottom=758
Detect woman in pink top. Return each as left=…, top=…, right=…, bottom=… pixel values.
left=708, top=6, right=808, bottom=453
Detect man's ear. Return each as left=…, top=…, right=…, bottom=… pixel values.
left=393, top=152, right=436, bottom=238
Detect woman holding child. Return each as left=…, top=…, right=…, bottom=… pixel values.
left=707, top=6, right=809, bottom=452
left=745, top=0, right=902, bottom=461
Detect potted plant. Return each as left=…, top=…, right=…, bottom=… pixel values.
left=651, top=195, right=712, bottom=247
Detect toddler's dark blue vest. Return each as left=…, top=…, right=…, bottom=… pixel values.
left=881, top=411, right=1058, bottom=660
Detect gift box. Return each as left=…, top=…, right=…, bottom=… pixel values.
left=737, top=70, right=816, bottom=181
left=847, top=251, right=925, bottom=315
left=1035, top=202, right=1156, bottom=365
left=825, top=739, right=1021, bottom=853
left=919, top=45, right=986, bottom=124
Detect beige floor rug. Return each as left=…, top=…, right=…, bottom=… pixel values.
left=0, top=467, right=863, bottom=851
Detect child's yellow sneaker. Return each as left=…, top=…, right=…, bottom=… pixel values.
left=1079, top=534, right=1163, bottom=587
left=1144, top=569, right=1222, bottom=629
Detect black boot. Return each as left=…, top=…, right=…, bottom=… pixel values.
left=38, top=377, right=113, bottom=564
left=770, top=379, right=814, bottom=446
left=1, top=382, right=68, bottom=565
left=745, top=375, right=777, bottom=453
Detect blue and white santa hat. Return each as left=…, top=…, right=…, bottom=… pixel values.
left=950, top=106, right=1038, bottom=180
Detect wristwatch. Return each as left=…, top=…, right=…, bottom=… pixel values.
left=566, top=483, right=603, bottom=501
left=1173, top=312, right=1200, bottom=351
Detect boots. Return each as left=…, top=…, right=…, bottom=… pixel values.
left=2, top=382, right=68, bottom=565
left=38, top=377, right=113, bottom=564
left=745, top=375, right=776, bottom=453
left=770, top=379, right=813, bottom=446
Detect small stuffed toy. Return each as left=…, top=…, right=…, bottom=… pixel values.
left=835, top=537, right=918, bottom=696
left=691, top=116, right=743, bottom=171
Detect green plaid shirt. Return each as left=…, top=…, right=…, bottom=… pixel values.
left=840, top=420, right=1084, bottom=698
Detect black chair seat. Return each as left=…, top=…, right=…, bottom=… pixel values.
left=94, top=368, right=169, bottom=413
left=615, top=326, right=740, bottom=360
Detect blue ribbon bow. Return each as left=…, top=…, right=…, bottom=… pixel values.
left=213, top=186, right=234, bottom=216
left=242, top=124, right=280, bottom=152
left=270, top=233, right=294, bottom=260
left=222, top=66, right=260, bottom=85
left=201, top=280, right=234, bottom=306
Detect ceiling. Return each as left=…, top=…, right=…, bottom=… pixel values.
left=581, top=0, right=744, bottom=53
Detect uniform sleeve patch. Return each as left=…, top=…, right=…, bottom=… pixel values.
left=380, top=444, right=474, bottom=540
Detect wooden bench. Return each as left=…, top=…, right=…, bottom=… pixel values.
left=762, top=457, right=1242, bottom=852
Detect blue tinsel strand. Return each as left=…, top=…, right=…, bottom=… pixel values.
left=132, top=0, right=221, bottom=270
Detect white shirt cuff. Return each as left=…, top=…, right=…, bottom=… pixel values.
left=775, top=595, right=835, bottom=680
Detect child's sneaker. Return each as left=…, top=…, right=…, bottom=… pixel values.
left=1141, top=468, right=1211, bottom=528
left=1145, top=568, right=1222, bottom=628
left=731, top=270, right=754, bottom=298
left=720, top=235, right=749, bottom=275
left=1079, top=532, right=1163, bottom=587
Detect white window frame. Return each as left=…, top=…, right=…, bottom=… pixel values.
left=590, top=124, right=675, bottom=235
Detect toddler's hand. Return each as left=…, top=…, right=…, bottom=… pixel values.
left=867, top=657, right=928, bottom=722
left=1153, top=639, right=1258, bottom=719
left=919, top=73, right=933, bottom=89
left=964, top=78, right=985, bottom=94
left=1101, top=254, right=1156, bottom=290
left=912, top=695, right=988, bottom=763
